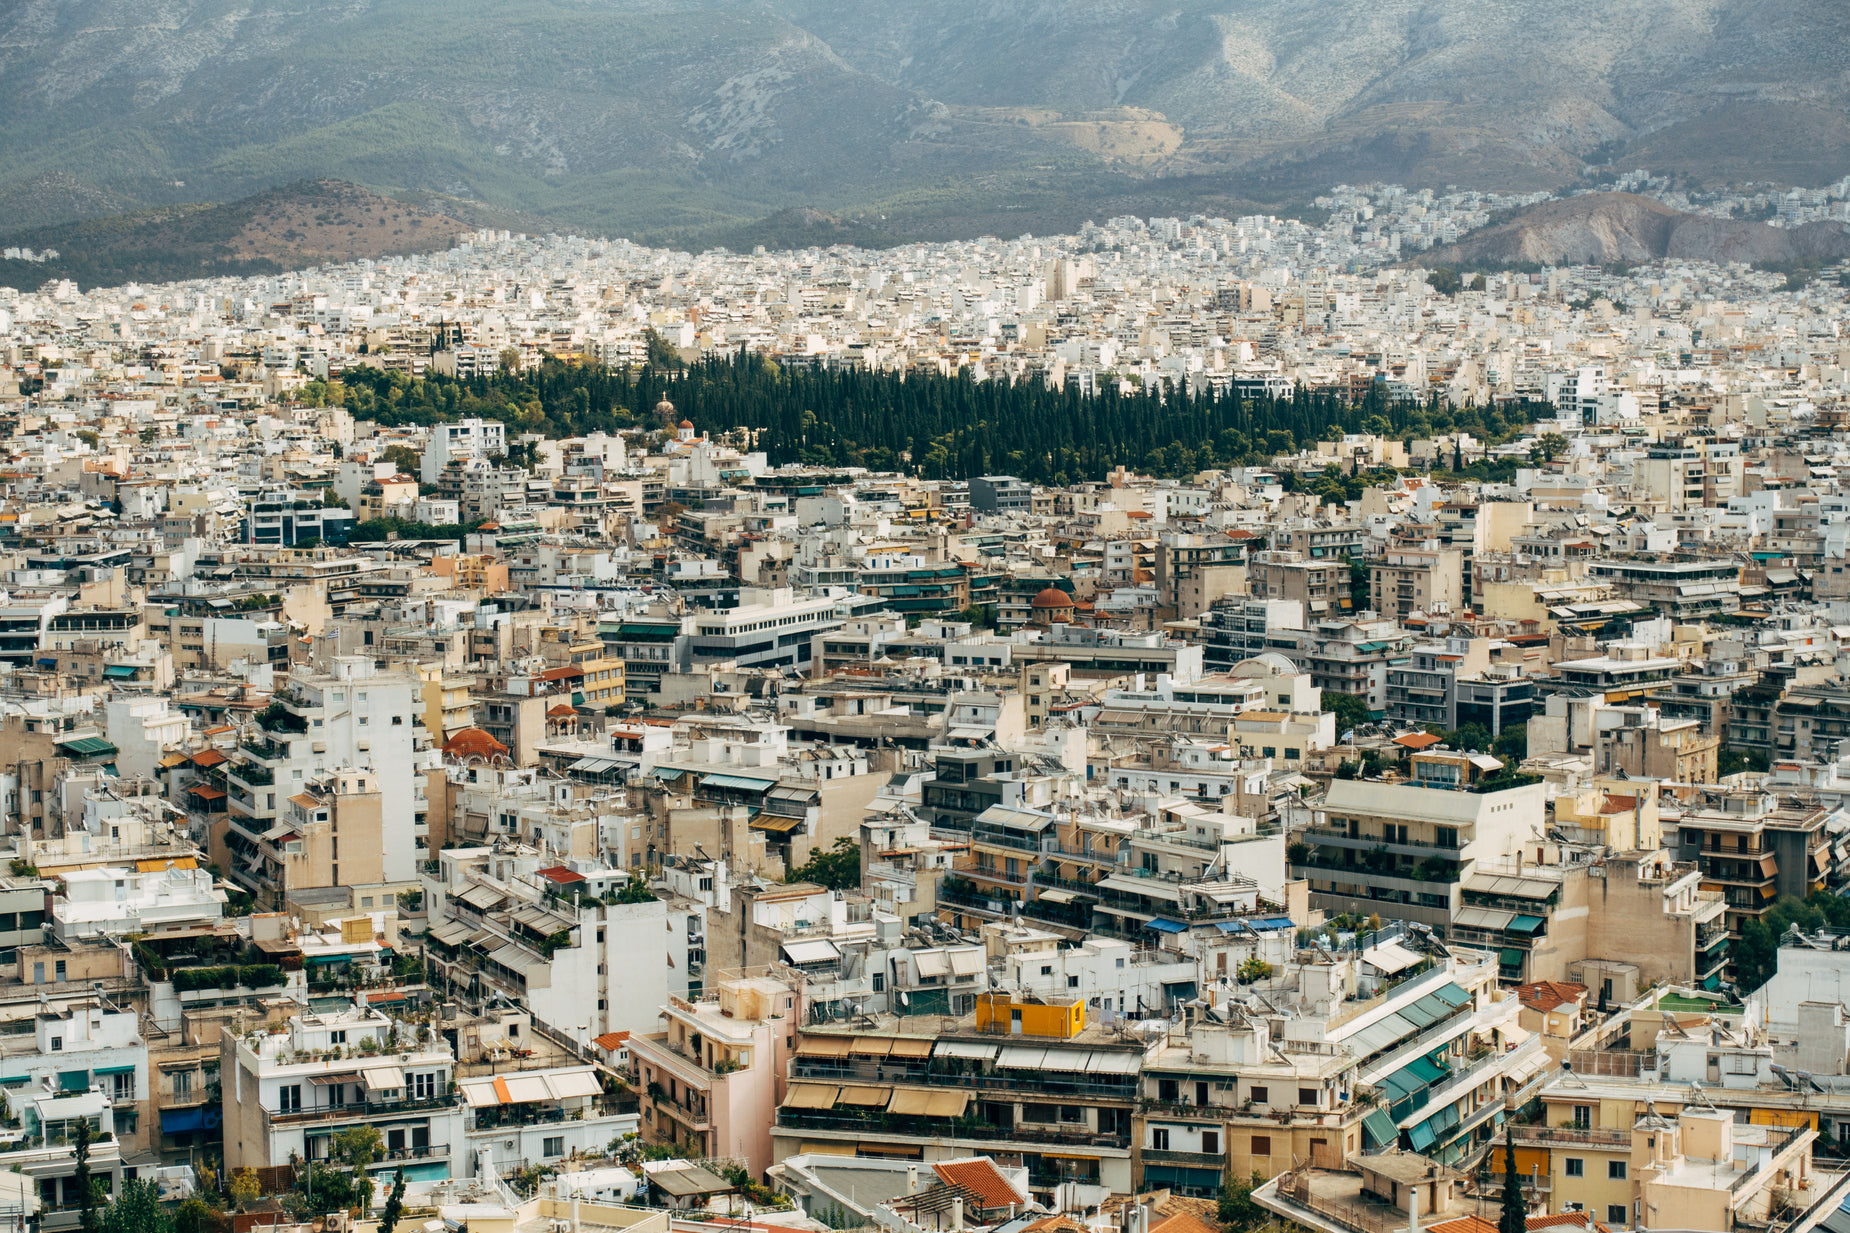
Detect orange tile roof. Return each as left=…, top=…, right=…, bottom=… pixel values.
left=931, top=1159, right=1024, bottom=1211
left=1394, top=732, right=1444, bottom=750
left=1517, top=980, right=1587, bottom=1013
left=593, top=1031, right=631, bottom=1051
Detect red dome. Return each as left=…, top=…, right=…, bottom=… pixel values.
left=1030, top=586, right=1074, bottom=609
left=443, top=728, right=508, bottom=760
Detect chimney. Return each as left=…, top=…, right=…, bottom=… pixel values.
left=952, top=1198, right=965, bottom=1232
left=907, top=1165, right=919, bottom=1195
left=1407, top=1184, right=1420, bottom=1233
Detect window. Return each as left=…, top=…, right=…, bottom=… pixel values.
left=1573, top=1105, right=1592, bottom=1128
left=1151, top=1128, right=1170, bottom=1151
left=1299, top=1088, right=1318, bottom=1106
left=1564, top=1158, right=1584, bottom=1177
left=1608, top=1161, right=1627, bottom=1181
left=113, top=1072, right=133, bottom=1100
left=1248, top=1086, right=1268, bottom=1104
left=1068, top=975, right=1080, bottom=988
left=1041, top=965, right=1053, bottom=976
left=173, top=1070, right=192, bottom=1099
left=412, top=1072, right=436, bottom=1100
left=1251, top=1135, right=1272, bottom=1157
left=543, top=1135, right=564, bottom=1159
left=1116, top=957, right=1126, bottom=968
left=278, top=1085, right=302, bottom=1114
left=49, top=1037, right=61, bottom=1052
left=1202, top=1130, right=1219, bottom=1154
left=1608, top=1208, right=1627, bottom=1227
left=330, top=1031, right=346, bottom=1044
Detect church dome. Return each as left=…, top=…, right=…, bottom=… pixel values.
left=1031, top=586, right=1075, bottom=609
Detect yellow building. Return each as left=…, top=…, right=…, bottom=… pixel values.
left=538, top=627, right=625, bottom=712
left=973, top=992, right=1084, bottom=1038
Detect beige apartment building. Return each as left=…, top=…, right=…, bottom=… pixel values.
left=1369, top=546, right=1463, bottom=619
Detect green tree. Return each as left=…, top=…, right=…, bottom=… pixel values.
left=1492, top=724, right=1528, bottom=764
left=1236, top=957, right=1273, bottom=984
left=1538, top=432, right=1567, bottom=462
left=379, top=1171, right=408, bottom=1233
left=139, top=426, right=158, bottom=445
left=643, top=329, right=683, bottom=371
left=380, top=444, right=421, bottom=476
left=1428, top=267, right=1463, bottom=297
left=74, top=1116, right=103, bottom=1233
left=103, top=1179, right=176, bottom=1233
left=1218, top=1171, right=1267, bottom=1232
left=789, top=838, right=861, bottom=891
left=230, top=1167, right=260, bottom=1210
left=1498, top=1125, right=1526, bottom=1233
left=1323, top=690, right=1371, bottom=734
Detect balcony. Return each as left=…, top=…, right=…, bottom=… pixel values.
left=1143, top=1147, right=1228, bottom=1169
left=775, top=1107, right=1127, bottom=1151
left=263, top=1093, right=457, bottom=1129
left=1137, top=1099, right=1232, bottom=1122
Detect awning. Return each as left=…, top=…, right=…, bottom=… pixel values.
left=948, top=949, right=984, bottom=977
left=850, top=1038, right=893, bottom=1057
left=1362, top=1107, right=1399, bottom=1150
left=460, top=1080, right=502, bottom=1108
left=799, top=1037, right=853, bottom=1058
left=888, top=1039, right=934, bottom=1059
left=750, top=815, right=804, bottom=833
left=58, top=1071, right=89, bottom=1092
left=835, top=1085, right=891, bottom=1108
left=36, top=658, right=55, bottom=668
left=92, top=1065, right=135, bottom=1077
left=1407, top=1121, right=1437, bottom=1153
left=188, top=786, right=226, bottom=801
left=886, top=1089, right=936, bottom=1116
left=1039, top=1050, right=1096, bottom=1073
left=1432, top=983, right=1472, bottom=1008
left=934, top=1041, right=997, bottom=1062
left=701, top=774, right=776, bottom=791
left=995, top=1045, right=1046, bottom=1069
left=1145, top=918, right=1187, bottom=934
left=1038, top=889, right=1076, bottom=904
left=310, top=1072, right=360, bottom=1087
left=1499, top=948, right=1525, bottom=968
left=1508, top=914, right=1546, bottom=936
left=161, top=1106, right=206, bottom=1134
left=784, top=1083, right=840, bottom=1110
left=501, top=1075, right=552, bottom=1103
left=781, top=939, right=841, bottom=966
left=546, top=1070, right=602, bottom=1099
left=926, top=1091, right=970, bottom=1118
left=914, top=950, right=949, bottom=978
left=57, top=737, right=118, bottom=757
left=362, top=1066, right=405, bottom=1093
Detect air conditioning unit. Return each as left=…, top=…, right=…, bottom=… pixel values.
left=312, top=741, right=328, bottom=753
left=357, top=741, right=370, bottom=752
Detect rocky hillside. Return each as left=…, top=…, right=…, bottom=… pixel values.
left=0, top=180, right=465, bottom=290
left=1418, top=193, right=1850, bottom=267
left=1, top=0, right=1847, bottom=242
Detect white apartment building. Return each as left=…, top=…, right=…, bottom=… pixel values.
left=221, top=1006, right=465, bottom=1181
left=221, top=657, right=432, bottom=898
left=421, top=417, right=508, bottom=484
left=51, top=865, right=224, bottom=941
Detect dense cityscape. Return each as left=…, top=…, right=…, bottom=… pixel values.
left=2, top=174, right=1850, bottom=1233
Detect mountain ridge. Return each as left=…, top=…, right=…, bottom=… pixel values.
left=2, top=1, right=1847, bottom=241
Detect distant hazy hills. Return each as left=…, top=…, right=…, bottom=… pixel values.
left=1419, top=193, right=1850, bottom=268
left=0, top=181, right=464, bottom=290
left=2, top=0, right=1847, bottom=247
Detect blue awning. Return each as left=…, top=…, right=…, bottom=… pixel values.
left=161, top=1107, right=206, bottom=1134
left=36, top=658, right=55, bottom=668
left=1145, top=918, right=1187, bottom=934
left=103, top=665, right=138, bottom=679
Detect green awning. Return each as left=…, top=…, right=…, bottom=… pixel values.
left=1361, top=1108, right=1399, bottom=1150
left=1407, top=1121, right=1437, bottom=1152
left=701, top=774, right=776, bottom=791
left=1380, top=1072, right=1419, bottom=1101
left=1499, top=947, right=1524, bottom=967
left=1404, top=1055, right=1450, bottom=1086
left=102, top=665, right=138, bottom=679
left=1508, top=914, right=1546, bottom=936
left=1432, top=983, right=1472, bottom=1008
left=57, top=737, right=118, bottom=757
left=1398, top=998, right=1443, bottom=1029
left=58, top=1071, right=89, bottom=1092
left=1702, top=974, right=1722, bottom=991
left=92, top=1065, right=135, bottom=1076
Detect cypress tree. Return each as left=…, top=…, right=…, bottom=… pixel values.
left=1498, top=1124, right=1526, bottom=1233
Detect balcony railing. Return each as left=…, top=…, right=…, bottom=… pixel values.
left=775, top=1108, right=1127, bottom=1150
left=263, top=1093, right=457, bottom=1127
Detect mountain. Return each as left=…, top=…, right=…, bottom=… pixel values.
left=1, top=1, right=1847, bottom=245
left=1417, top=192, right=1850, bottom=268
left=0, top=180, right=466, bottom=290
